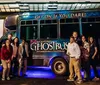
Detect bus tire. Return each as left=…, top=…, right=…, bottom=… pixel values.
left=51, top=58, right=68, bottom=75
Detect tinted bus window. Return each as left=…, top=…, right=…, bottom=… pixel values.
left=27, top=26, right=38, bottom=39
left=26, top=21, right=32, bottom=24
left=60, top=24, right=80, bottom=39
left=82, top=23, right=100, bottom=38
left=45, top=20, right=52, bottom=23
left=20, top=26, right=26, bottom=39
left=20, top=26, right=38, bottom=40
left=33, top=20, right=38, bottom=24
left=40, top=25, right=57, bottom=39
left=21, top=21, right=25, bottom=25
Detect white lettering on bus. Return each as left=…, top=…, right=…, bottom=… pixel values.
left=30, top=42, right=37, bottom=51
left=37, top=43, right=41, bottom=50
left=30, top=41, right=68, bottom=51
left=41, top=43, right=49, bottom=50
left=63, top=42, right=68, bottom=50
left=48, top=42, right=54, bottom=50
left=55, top=43, right=62, bottom=50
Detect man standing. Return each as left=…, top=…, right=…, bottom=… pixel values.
left=67, top=36, right=82, bottom=84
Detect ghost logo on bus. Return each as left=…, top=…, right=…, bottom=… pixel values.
left=30, top=41, right=68, bottom=52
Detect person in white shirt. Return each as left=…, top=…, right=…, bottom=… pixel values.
left=67, top=36, right=82, bottom=84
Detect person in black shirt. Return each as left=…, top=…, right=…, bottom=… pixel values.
left=12, top=37, right=19, bottom=77
left=89, top=37, right=100, bottom=81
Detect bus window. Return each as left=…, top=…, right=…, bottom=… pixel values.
left=82, top=18, right=87, bottom=22
left=40, top=20, right=45, bottom=24
left=82, top=23, right=100, bottom=38
left=52, top=20, right=57, bottom=23
left=82, top=17, right=100, bottom=38
left=20, top=26, right=26, bottom=39
left=20, top=25, right=38, bottom=40
left=21, top=21, right=26, bottom=25
left=60, top=19, right=66, bottom=23
left=40, top=24, right=57, bottom=39
left=45, top=20, right=52, bottom=23
left=33, top=20, right=38, bottom=24
left=66, top=18, right=73, bottom=23
left=26, top=20, right=32, bottom=25
left=60, top=23, right=80, bottom=39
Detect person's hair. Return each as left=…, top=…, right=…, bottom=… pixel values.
left=8, top=33, right=12, bottom=36
left=5, top=39, right=11, bottom=47
left=88, top=36, right=96, bottom=45
left=70, top=36, right=75, bottom=40
left=81, top=35, right=86, bottom=40
left=21, top=38, right=26, bottom=43
left=13, top=37, right=19, bottom=47
left=72, top=31, right=78, bottom=36
left=72, top=31, right=80, bottom=38
left=81, top=35, right=85, bottom=38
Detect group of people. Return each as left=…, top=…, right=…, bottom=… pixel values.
left=0, top=34, right=29, bottom=81
left=67, top=32, right=100, bottom=84
left=0, top=31, right=99, bottom=83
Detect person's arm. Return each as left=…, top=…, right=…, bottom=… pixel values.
left=67, top=43, right=70, bottom=56
left=18, top=45, right=23, bottom=63
left=26, top=43, right=29, bottom=57
left=10, top=46, right=13, bottom=60
left=1, top=47, right=5, bottom=60
left=18, top=45, right=22, bottom=58
left=75, top=43, right=81, bottom=59
left=92, top=47, right=98, bottom=59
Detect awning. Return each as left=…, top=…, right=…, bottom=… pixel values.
left=0, top=2, right=100, bottom=12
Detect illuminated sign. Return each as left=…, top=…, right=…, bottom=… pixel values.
left=21, top=11, right=100, bottom=20
left=21, top=11, right=87, bottom=20
left=30, top=40, right=68, bottom=52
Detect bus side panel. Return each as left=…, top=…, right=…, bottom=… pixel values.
left=30, top=39, right=69, bottom=66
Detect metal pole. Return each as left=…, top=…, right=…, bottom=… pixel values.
left=58, top=19, right=60, bottom=38
left=38, top=20, right=40, bottom=39
left=79, top=17, right=82, bottom=36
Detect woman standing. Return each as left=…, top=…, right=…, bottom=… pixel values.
left=18, top=39, right=29, bottom=77
left=89, top=37, right=99, bottom=81
left=81, top=36, right=90, bottom=81
left=1, top=39, right=13, bottom=81
left=12, top=37, right=19, bottom=77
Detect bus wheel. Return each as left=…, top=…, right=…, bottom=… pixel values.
left=51, top=58, right=68, bottom=75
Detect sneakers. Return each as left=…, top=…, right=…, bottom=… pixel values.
left=67, top=78, right=74, bottom=81
left=7, top=77, right=10, bottom=80
left=2, top=78, right=5, bottom=81
left=77, top=80, right=83, bottom=84
left=1, top=77, right=10, bottom=81
left=92, top=77, right=99, bottom=81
